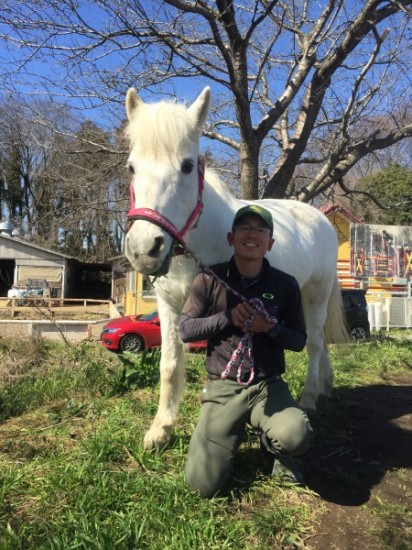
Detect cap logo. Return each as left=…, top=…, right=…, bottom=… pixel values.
left=250, top=206, right=264, bottom=215
left=232, top=204, right=274, bottom=234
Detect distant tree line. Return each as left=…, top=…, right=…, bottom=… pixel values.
left=0, top=98, right=129, bottom=262
left=0, top=94, right=411, bottom=264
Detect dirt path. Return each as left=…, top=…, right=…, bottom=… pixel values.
left=303, top=376, right=412, bottom=549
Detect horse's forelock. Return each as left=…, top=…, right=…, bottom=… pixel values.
left=126, top=101, right=198, bottom=159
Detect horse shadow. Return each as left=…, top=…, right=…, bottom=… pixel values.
left=228, top=383, right=412, bottom=505
left=302, top=383, right=412, bottom=505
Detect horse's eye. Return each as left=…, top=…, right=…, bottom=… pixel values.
left=181, top=159, right=194, bottom=174
left=127, top=163, right=135, bottom=175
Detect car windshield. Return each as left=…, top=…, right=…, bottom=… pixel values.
left=139, top=310, right=158, bottom=322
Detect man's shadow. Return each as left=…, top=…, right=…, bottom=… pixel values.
left=231, top=383, right=412, bottom=505
left=297, top=383, right=412, bottom=505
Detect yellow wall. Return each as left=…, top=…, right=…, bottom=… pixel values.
left=326, top=212, right=354, bottom=287
left=328, top=212, right=350, bottom=253
left=124, top=269, right=156, bottom=315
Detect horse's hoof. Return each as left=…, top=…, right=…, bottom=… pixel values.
left=318, top=379, right=333, bottom=397
left=319, top=387, right=332, bottom=397
left=299, top=395, right=317, bottom=413
left=143, top=426, right=172, bottom=451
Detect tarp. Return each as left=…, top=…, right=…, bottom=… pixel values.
left=350, top=224, right=412, bottom=279
left=17, top=266, right=63, bottom=284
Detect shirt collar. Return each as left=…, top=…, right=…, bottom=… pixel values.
left=227, top=256, right=271, bottom=281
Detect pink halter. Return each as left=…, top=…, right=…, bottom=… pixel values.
left=126, top=159, right=205, bottom=250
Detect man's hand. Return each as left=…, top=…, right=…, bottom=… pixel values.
left=231, top=302, right=276, bottom=333
left=249, top=313, right=276, bottom=333
left=231, top=302, right=254, bottom=327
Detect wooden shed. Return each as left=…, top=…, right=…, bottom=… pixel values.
left=322, top=205, right=362, bottom=289
left=0, top=230, right=111, bottom=300
left=0, top=231, right=73, bottom=299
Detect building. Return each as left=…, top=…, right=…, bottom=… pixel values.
left=0, top=225, right=111, bottom=300
left=322, top=205, right=362, bottom=289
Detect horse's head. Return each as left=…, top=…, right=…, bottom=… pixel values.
left=124, top=87, right=211, bottom=276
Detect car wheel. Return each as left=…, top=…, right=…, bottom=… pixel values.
left=350, top=326, right=367, bottom=342
left=120, top=334, right=144, bottom=353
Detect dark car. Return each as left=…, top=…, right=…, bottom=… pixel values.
left=341, top=289, right=370, bottom=342
left=101, top=310, right=206, bottom=353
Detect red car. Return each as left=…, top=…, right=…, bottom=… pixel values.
left=101, top=310, right=206, bottom=353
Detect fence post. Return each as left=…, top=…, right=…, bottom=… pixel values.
left=375, top=302, right=382, bottom=332
left=368, top=302, right=375, bottom=331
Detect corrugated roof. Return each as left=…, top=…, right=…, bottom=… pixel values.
left=0, top=233, right=75, bottom=259
left=321, top=204, right=363, bottom=223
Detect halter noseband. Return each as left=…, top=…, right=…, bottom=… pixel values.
left=126, top=159, right=205, bottom=252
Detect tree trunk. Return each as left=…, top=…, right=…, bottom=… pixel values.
left=239, top=139, right=260, bottom=199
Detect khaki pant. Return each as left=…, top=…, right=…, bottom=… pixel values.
left=185, top=376, right=313, bottom=497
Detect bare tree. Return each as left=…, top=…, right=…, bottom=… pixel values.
left=0, top=97, right=72, bottom=238
left=0, top=0, right=411, bottom=201
left=55, top=120, right=128, bottom=261
left=0, top=96, right=129, bottom=260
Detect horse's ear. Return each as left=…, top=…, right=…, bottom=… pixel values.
left=188, top=87, right=211, bottom=131
left=126, top=88, right=143, bottom=121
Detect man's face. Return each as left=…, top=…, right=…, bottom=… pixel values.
left=227, top=214, right=274, bottom=260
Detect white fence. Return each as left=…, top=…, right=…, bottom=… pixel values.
left=368, top=297, right=412, bottom=331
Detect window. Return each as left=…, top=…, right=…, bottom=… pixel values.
left=142, top=275, right=156, bottom=297
left=127, top=270, right=136, bottom=292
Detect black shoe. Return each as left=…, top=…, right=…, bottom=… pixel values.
left=260, top=432, right=304, bottom=485
left=271, top=453, right=304, bottom=484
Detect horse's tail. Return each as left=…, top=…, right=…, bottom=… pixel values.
left=324, top=277, right=349, bottom=344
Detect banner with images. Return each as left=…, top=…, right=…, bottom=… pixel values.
left=350, top=224, right=412, bottom=280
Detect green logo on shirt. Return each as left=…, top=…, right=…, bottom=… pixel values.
left=262, top=292, right=275, bottom=299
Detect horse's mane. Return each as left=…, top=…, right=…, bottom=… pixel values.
left=126, top=101, right=199, bottom=159
left=204, top=167, right=236, bottom=203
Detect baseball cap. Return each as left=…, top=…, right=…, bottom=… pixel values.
left=232, top=205, right=274, bottom=235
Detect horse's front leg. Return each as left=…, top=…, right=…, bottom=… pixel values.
left=143, top=306, right=186, bottom=450
left=299, top=333, right=322, bottom=412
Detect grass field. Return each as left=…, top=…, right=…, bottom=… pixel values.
left=0, top=334, right=411, bottom=549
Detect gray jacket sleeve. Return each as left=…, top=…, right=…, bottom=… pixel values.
left=179, top=272, right=232, bottom=342
left=180, top=311, right=232, bottom=343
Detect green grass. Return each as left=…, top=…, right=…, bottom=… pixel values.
left=368, top=496, right=412, bottom=550
left=0, top=334, right=411, bottom=549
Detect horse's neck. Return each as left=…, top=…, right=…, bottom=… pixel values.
left=205, top=168, right=240, bottom=215
left=189, top=169, right=239, bottom=266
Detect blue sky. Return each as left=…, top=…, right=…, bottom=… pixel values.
left=0, top=1, right=410, bottom=151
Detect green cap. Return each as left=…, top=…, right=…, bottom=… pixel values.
left=232, top=205, right=274, bottom=235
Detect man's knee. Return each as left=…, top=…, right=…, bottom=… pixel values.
left=185, top=465, right=220, bottom=498
left=266, top=407, right=313, bottom=455
left=185, top=438, right=234, bottom=498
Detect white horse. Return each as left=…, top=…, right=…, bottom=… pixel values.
left=124, top=87, right=347, bottom=450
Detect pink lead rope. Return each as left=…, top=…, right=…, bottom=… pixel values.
left=222, top=297, right=278, bottom=386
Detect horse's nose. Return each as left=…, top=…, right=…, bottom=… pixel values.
left=125, top=232, right=141, bottom=260
left=148, top=236, right=165, bottom=258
